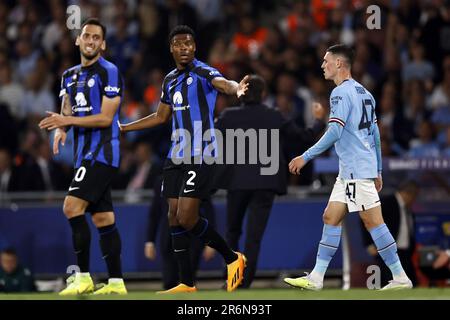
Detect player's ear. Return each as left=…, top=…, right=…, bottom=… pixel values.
left=101, top=40, right=106, bottom=51
left=75, top=36, right=80, bottom=47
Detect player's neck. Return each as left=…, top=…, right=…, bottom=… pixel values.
left=81, top=54, right=101, bottom=67
left=334, top=72, right=352, bottom=86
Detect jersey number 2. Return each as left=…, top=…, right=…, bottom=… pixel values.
left=358, top=99, right=375, bottom=134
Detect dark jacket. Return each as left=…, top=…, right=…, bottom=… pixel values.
left=0, top=266, right=36, bottom=293
left=214, top=104, right=325, bottom=194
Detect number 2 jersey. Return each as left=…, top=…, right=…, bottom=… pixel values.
left=303, top=78, right=381, bottom=179
left=59, top=57, right=123, bottom=169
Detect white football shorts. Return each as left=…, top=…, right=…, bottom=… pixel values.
left=329, top=177, right=381, bottom=212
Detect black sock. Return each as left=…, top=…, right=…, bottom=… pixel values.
left=171, top=226, right=194, bottom=287
left=98, top=223, right=123, bottom=279
left=68, top=215, right=91, bottom=272
left=189, top=218, right=237, bottom=264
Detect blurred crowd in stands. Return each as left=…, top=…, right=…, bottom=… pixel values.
left=1, top=0, right=450, bottom=193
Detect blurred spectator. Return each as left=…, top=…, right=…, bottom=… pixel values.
left=107, top=14, right=140, bottom=73
left=0, top=103, right=19, bottom=154
left=41, top=3, right=66, bottom=54
left=0, top=63, right=25, bottom=121
left=443, top=127, right=450, bottom=156
left=123, top=142, right=162, bottom=203
left=0, top=148, right=22, bottom=193
left=402, top=42, right=435, bottom=89
left=0, top=247, right=36, bottom=293
left=14, top=37, right=40, bottom=82
left=22, top=70, right=55, bottom=120
left=231, top=14, right=268, bottom=59
left=361, top=180, right=420, bottom=287
left=408, top=120, right=440, bottom=158
left=430, top=56, right=450, bottom=110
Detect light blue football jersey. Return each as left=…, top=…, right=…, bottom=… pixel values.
left=328, top=78, right=378, bottom=179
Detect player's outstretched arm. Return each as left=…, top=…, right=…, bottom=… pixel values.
left=39, top=96, right=122, bottom=130
left=119, top=102, right=172, bottom=132
left=211, top=75, right=249, bottom=97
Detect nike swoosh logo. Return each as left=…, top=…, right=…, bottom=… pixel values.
left=183, top=189, right=195, bottom=193
left=69, top=186, right=80, bottom=191
left=67, top=82, right=75, bottom=87
left=174, top=249, right=186, bottom=252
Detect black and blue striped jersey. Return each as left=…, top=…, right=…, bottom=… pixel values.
left=161, top=59, right=222, bottom=161
left=59, top=57, right=123, bottom=168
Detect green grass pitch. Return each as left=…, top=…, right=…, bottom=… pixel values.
left=1, top=288, right=449, bottom=300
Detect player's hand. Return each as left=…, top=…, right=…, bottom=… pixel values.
left=39, top=111, right=71, bottom=130
left=366, top=244, right=378, bottom=257
left=53, top=128, right=67, bottom=155
left=236, top=75, right=249, bottom=98
left=144, top=242, right=156, bottom=260
left=433, top=250, right=450, bottom=269
left=117, top=120, right=125, bottom=132
left=289, top=156, right=306, bottom=175
left=375, top=174, right=383, bottom=192
left=312, top=102, right=326, bottom=121
left=202, top=246, right=216, bottom=262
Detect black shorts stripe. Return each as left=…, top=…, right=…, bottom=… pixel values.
left=196, top=78, right=212, bottom=150
left=180, top=72, right=193, bottom=154
left=81, top=69, right=95, bottom=158
left=168, top=74, right=182, bottom=132
left=68, top=69, right=80, bottom=164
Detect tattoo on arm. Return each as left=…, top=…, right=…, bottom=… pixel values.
left=61, top=94, right=71, bottom=116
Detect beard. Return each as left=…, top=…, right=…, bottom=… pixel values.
left=81, top=47, right=101, bottom=60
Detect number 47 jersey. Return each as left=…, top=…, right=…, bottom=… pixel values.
left=328, top=78, right=378, bottom=180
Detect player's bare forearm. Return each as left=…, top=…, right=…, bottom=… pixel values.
left=120, top=103, right=172, bottom=132
left=70, top=95, right=122, bottom=128
left=212, top=75, right=249, bottom=97
left=69, top=113, right=114, bottom=128
left=212, top=78, right=238, bottom=95
left=61, top=94, right=72, bottom=116
left=121, top=113, right=164, bottom=131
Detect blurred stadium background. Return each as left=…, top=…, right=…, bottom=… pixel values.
left=0, top=0, right=450, bottom=297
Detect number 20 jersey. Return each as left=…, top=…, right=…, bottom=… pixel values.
left=328, top=78, right=378, bottom=179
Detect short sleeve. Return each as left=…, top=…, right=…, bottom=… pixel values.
left=59, top=71, right=68, bottom=99
left=101, top=66, right=123, bottom=98
left=193, top=65, right=223, bottom=87
left=160, top=77, right=171, bottom=105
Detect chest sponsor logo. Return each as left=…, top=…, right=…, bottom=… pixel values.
left=88, top=78, right=95, bottom=87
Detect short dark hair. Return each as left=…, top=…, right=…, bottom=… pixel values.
left=1, top=247, right=17, bottom=256
left=327, top=44, right=355, bottom=66
left=241, top=74, right=265, bottom=104
left=81, top=18, right=107, bottom=39
left=169, top=25, right=195, bottom=43
left=398, top=180, right=420, bottom=194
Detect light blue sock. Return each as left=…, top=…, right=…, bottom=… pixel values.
left=369, top=223, right=406, bottom=279
left=310, top=224, right=342, bottom=282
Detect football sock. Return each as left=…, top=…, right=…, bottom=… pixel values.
left=369, top=223, right=407, bottom=280
left=68, top=215, right=91, bottom=272
left=310, top=224, right=342, bottom=282
left=171, top=226, right=194, bottom=287
left=189, top=217, right=237, bottom=264
left=98, top=223, right=123, bottom=279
